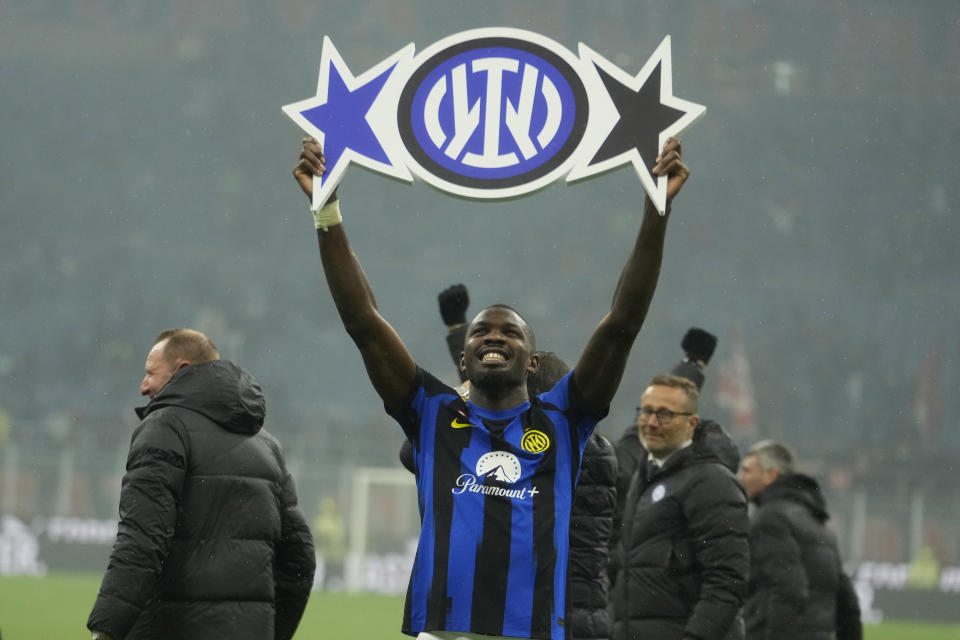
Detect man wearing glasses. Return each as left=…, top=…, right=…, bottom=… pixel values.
left=609, top=374, right=749, bottom=640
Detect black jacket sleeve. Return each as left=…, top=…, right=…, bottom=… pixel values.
left=87, top=412, right=189, bottom=639
left=610, top=425, right=644, bottom=555
left=748, top=508, right=807, bottom=640
left=683, top=467, right=750, bottom=640
left=835, top=571, right=863, bottom=640
left=568, top=434, right=618, bottom=610
left=273, top=465, right=316, bottom=640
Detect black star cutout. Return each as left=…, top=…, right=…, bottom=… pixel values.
left=568, top=37, right=706, bottom=212
left=590, top=61, right=687, bottom=174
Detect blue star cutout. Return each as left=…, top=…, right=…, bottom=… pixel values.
left=283, top=38, right=414, bottom=207
left=300, top=62, right=395, bottom=187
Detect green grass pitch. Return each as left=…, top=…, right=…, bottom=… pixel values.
left=0, top=573, right=958, bottom=639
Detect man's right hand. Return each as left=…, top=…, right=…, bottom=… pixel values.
left=438, top=284, right=470, bottom=327
left=293, top=137, right=337, bottom=203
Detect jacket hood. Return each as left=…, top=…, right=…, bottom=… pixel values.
left=136, top=360, right=266, bottom=435
left=757, top=472, right=829, bottom=522
left=690, top=418, right=741, bottom=473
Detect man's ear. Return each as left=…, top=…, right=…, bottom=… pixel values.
left=175, top=360, right=191, bottom=371
left=527, top=352, right=540, bottom=374
left=458, top=352, right=466, bottom=373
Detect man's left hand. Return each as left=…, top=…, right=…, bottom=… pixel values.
left=651, top=136, right=690, bottom=202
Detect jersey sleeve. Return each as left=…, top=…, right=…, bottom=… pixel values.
left=538, top=369, right=609, bottom=448
left=387, top=366, right=458, bottom=442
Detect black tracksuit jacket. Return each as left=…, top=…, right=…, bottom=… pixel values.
left=611, top=422, right=749, bottom=640
left=744, top=473, right=862, bottom=640
left=568, top=432, right=618, bottom=640
left=88, top=361, right=315, bottom=640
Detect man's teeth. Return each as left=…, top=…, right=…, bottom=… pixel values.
left=482, top=352, right=506, bottom=362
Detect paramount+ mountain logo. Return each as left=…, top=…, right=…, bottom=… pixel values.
left=452, top=451, right=540, bottom=501
left=284, top=27, right=706, bottom=212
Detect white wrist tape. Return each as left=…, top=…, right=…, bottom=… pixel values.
left=312, top=199, right=342, bottom=231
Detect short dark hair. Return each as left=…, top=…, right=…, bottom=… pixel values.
left=647, top=373, right=700, bottom=412
left=527, top=351, right=569, bottom=397
left=747, top=440, right=795, bottom=474
left=154, top=328, right=219, bottom=365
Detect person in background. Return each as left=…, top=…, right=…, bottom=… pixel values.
left=613, top=327, right=719, bottom=524
left=313, top=496, right=347, bottom=590
left=739, top=440, right=862, bottom=640
left=87, top=329, right=315, bottom=640
left=610, top=373, right=748, bottom=640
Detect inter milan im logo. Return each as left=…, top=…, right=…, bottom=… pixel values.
left=520, top=429, right=550, bottom=454
left=396, top=35, right=588, bottom=196
left=283, top=28, right=705, bottom=213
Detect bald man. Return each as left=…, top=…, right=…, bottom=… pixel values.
left=88, top=329, right=315, bottom=640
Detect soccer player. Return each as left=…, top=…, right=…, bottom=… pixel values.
left=292, top=136, right=690, bottom=640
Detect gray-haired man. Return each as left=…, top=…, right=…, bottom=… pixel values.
left=739, top=440, right=862, bottom=640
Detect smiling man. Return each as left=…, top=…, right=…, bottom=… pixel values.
left=636, top=377, right=698, bottom=461
left=610, top=374, right=748, bottom=640
left=292, top=136, right=689, bottom=640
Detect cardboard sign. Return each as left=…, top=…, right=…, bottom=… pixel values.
left=283, top=28, right=705, bottom=213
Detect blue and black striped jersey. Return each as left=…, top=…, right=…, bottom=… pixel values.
left=390, top=367, right=606, bottom=640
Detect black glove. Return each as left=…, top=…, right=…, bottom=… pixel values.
left=671, top=327, right=718, bottom=391
left=438, top=284, right=470, bottom=327
left=680, top=327, right=717, bottom=365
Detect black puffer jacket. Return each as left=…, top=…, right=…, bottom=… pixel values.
left=611, top=422, right=748, bottom=640
left=612, top=422, right=644, bottom=544
left=87, top=361, right=316, bottom=640
left=611, top=418, right=738, bottom=553
left=568, top=432, right=618, bottom=640
left=745, top=474, right=861, bottom=640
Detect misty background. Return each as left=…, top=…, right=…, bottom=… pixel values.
left=1, top=0, right=957, bottom=567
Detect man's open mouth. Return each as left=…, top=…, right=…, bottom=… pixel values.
left=479, top=350, right=508, bottom=363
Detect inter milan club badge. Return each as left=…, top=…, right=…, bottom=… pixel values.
left=283, top=28, right=705, bottom=213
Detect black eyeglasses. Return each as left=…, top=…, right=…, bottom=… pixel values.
left=636, top=407, right=693, bottom=423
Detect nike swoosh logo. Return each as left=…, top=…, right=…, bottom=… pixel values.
left=450, top=417, right=479, bottom=429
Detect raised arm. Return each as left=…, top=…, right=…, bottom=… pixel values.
left=293, top=137, right=416, bottom=411
left=573, top=137, right=690, bottom=414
